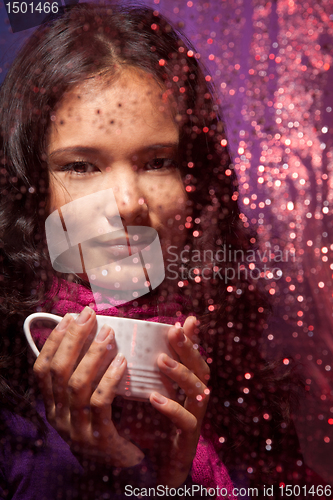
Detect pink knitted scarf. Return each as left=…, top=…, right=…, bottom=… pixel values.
left=32, top=279, right=188, bottom=348
left=45, top=278, right=187, bottom=320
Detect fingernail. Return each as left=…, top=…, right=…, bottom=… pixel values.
left=162, top=354, right=177, bottom=369
left=95, top=324, right=113, bottom=343
left=76, top=306, right=93, bottom=325
left=151, top=392, right=167, bottom=405
left=176, top=327, right=185, bottom=343
left=111, top=353, right=125, bottom=367
left=56, top=314, right=72, bottom=331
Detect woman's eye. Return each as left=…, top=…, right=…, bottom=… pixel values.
left=145, top=158, right=178, bottom=170
left=61, top=162, right=99, bottom=175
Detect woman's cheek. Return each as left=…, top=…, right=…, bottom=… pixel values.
left=48, top=176, right=70, bottom=214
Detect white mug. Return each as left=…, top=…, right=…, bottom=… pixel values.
left=24, top=312, right=177, bottom=401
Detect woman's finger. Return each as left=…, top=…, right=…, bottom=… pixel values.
left=90, top=353, right=127, bottom=432
left=167, top=326, right=210, bottom=384
left=68, top=325, right=115, bottom=432
left=89, top=352, right=145, bottom=468
left=156, top=354, right=210, bottom=421
left=157, top=354, right=207, bottom=396
left=150, top=392, right=197, bottom=431
left=183, top=316, right=198, bottom=342
left=33, top=313, right=74, bottom=418
left=50, top=307, right=97, bottom=420
left=150, top=391, right=207, bottom=487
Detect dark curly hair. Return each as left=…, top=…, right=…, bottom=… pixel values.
left=0, top=3, right=309, bottom=494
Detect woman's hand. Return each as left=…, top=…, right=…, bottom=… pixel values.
left=149, top=316, right=210, bottom=487
left=33, top=307, right=144, bottom=468
left=33, top=309, right=209, bottom=485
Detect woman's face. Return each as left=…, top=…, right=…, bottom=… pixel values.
left=47, top=69, right=189, bottom=293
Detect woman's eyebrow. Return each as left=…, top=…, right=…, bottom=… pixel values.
left=48, top=146, right=100, bottom=160
left=48, top=143, right=179, bottom=160
left=145, top=142, right=179, bottom=150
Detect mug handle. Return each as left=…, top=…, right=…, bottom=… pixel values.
left=23, top=312, right=63, bottom=357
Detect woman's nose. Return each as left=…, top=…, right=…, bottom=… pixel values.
left=104, top=171, right=149, bottom=227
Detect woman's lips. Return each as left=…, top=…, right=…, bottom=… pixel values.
left=93, top=228, right=153, bottom=250
left=81, top=229, right=155, bottom=266
left=98, top=237, right=152, bottom=254
left=103, top=242, right=150, bottom=258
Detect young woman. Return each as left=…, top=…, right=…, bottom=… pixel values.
left=0, top=2, right=321, bottom=499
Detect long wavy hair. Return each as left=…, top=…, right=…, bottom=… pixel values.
left=0, top=2, right=305, bottom=491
